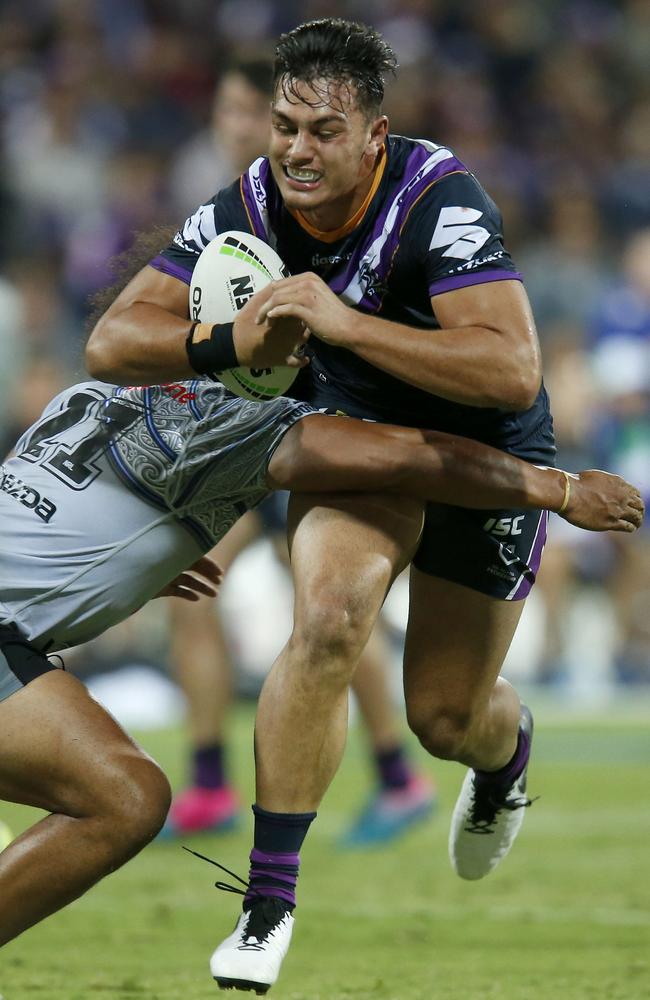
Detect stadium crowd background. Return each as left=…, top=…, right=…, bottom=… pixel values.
left=1, top=0, right=649, bottom=697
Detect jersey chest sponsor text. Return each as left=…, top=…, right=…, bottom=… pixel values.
left=0, top=468, right=57, bottom=522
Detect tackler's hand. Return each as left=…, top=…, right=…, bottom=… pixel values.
left=155, top=555, right=223, bottom=602
left=560, top=469, right=645, bottom=533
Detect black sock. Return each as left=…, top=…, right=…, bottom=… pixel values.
left=243, top=804, right=316, bottom=910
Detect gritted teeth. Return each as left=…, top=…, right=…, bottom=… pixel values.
left=285, top=165, right=322, bottom=182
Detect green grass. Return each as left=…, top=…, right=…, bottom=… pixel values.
left=1, top=707, right=649, bottom=999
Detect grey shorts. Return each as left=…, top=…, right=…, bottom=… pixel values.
left=0, top=624, right=59, bottom=702
left=0, top=380, right=313, bottom=683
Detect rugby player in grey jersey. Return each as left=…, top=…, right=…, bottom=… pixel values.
left=62, top=17, right=645, bottom=994
left=0, top=354, right=642, bottom=954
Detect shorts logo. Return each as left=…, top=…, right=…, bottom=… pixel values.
left=0, top=469, right=56, bottom=523
left=483, top=515, right=524, bottom=536
left=162, top=383, right=197, bottom=405
left=497, top=543, right=519, bottom=567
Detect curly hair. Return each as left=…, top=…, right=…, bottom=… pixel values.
left=85, top=225, right=176, bottom=334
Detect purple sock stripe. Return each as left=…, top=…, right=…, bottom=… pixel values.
left=250, top=847, right=300, bottom=865
left=477, top=725, right=530, bottom=785
left=248, top=868, right=296, bottom=884
left=504, top=728, right=531, bottom=783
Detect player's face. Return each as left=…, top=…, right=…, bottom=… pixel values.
left=269, top=77, right=387, bottom=229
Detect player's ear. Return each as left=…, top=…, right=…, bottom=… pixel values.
left=367, top=115, right=388, bottom=154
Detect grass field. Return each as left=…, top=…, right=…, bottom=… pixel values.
left=1, top=704, right=649, bottom=1000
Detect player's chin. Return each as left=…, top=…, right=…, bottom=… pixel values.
left=279, top=177, right=327, bottom=207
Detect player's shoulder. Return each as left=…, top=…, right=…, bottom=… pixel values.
left=153, top=173, right=257, bottom=283
left=386, top=134, right=490, bottom=205
left=385, top=135, right=503, bottom=252
left=173, top=176, right=250, bottom=257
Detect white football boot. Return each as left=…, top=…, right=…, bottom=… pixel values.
left=210, top=896, right=294, bottom=995
left=449, top=705, right=535, bottom=880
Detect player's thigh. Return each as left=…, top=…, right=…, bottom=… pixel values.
left=0, top=667, right=166, bottom=816
left=403, top=568, right=524, bottom=718
left=287, top=492, right=424, bottom=637
left=403, top=499, right=547, bottom=710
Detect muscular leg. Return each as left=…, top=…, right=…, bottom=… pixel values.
left=403, top=569, right=533, bottom=880
left=254, top=492, right=424, bottom=813
left=0, top=670, right=170, bottom=945
left=269, top=508, right=435, bottom=843
left=271, top=514, right=409, bottom=753
left=403, top=569, right=524, bottom=771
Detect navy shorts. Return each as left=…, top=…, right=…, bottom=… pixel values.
left=414, top=503, right=549, bottom=601
left=293, top=388, right=553, bottom=601
left=0, top=624, right=59, bottom=703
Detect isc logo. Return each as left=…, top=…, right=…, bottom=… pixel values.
left=483, top=515, right=524, bottom=536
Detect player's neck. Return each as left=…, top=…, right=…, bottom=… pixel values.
left=295, top=146, right=385, bottom=239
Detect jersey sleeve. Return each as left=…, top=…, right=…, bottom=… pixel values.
left=149, top=178, right=252, bottom=285
left=408, top=171, right=522, bottom=298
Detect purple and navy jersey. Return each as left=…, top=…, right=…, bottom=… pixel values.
left=155, top=134, right=554, bottom=461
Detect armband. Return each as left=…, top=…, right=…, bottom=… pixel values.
left=186, top=321, right=238, bottom=376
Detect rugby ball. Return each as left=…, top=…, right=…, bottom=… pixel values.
left=189, top=231, right=297, bottom=401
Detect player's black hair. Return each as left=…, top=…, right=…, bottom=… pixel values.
left=273, top=19, right=397, bottom=118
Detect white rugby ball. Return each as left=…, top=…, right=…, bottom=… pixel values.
left=189, top=231, right=297, bottom=401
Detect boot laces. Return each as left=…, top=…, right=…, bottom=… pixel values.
left=465, top=781, right=538, bottom=835
left=182, top=846, right=290, bottom=947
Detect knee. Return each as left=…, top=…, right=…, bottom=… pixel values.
left=289, top=591, right=374, bottom=682
left=103, top=754, right=172, bottom=855
left=406, top=703, right=474, bottom=762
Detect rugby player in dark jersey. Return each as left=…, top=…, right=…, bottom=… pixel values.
left=83, top=18, right=643, bottom=993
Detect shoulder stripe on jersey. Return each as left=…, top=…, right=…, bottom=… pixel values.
left=332, top=144, right=466, bottom=311
left=241, top=158, right=275, bottom=245
left=239, top=175, right=257, bottom=235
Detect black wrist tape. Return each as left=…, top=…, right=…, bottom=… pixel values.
left=186, top=321, right=238, bottom=376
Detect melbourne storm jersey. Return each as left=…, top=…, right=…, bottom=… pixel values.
left=155, top=135, right=554, bottom=462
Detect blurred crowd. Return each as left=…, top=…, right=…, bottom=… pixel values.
left=1, top=0, right=649, bottom=687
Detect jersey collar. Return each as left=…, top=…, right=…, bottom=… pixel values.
left=289, top=144, right=387, bottom=244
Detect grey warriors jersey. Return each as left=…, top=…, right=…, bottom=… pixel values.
left=0, top=380, right=312, bottom=654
